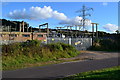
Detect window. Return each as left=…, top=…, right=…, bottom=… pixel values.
left=9, top=34, right=17, bottom=37
left=22, top=34, right=30, bottom=37
left=38, top=34, right=43, bottom=37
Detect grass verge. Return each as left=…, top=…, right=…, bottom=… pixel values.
left=57, top=66, right=120, bottom=80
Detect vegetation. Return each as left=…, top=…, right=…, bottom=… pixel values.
left=89, top=38, right=120, bottom=52
left=2, top=40, right=80, bottom=70
left=57, top=66, right=120, bottom=80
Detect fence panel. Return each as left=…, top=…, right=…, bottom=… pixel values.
left=47, top=38, right=92, bottom=50
left=0, top=38, right=92, bottom=50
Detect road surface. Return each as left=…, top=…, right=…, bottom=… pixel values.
left=2, top=57, right=119, bottom=80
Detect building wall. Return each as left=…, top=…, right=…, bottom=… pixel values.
left=0, top=32, right=47, bottom=42
left=33, top=33, right=46, bottom=40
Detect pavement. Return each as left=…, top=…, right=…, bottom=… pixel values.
left=2, top=51, right=120, bottom=80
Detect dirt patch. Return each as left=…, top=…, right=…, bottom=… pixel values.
left=59, top=51, right=119, bottom=61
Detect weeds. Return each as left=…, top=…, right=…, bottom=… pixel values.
left=2, top=40, right=80, bottom=70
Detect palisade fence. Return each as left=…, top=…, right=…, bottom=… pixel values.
left=46, top=38, right=92, bottom=50
left=0, top=40, right=24, bottom=45
left=0, top=38, right=92, bottom=50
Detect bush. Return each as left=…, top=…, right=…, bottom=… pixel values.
left=2, top=41, right=80, bottom=70
left=89, top=39, right=120, bottom=52
left=47, top=42, right=63, bottom=51
left=2, top=42, right=22, bottom=56
left=21, top=40, right=41, bottom=47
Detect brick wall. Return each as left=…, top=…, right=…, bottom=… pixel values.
left=0, top=32, right=47, bottom=41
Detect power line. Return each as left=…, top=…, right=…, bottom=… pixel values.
left=76, top=5, right=93, bottom=31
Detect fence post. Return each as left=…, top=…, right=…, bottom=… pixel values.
left=68, top=38, right=71, bottom=45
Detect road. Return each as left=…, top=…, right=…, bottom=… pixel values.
left=2, top=57, right=119, bottom=80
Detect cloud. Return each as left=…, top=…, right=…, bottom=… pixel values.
left=59, top=16, right=92, bottom=27
left=8, top=8, right=30, bottom=19
left=8, top=6, right=67, bottom=21
left=8, top=6, right=92, bottom=29
left=103, top=23, right=118, bottom=32
left=102, top=2, right=108, bottom=6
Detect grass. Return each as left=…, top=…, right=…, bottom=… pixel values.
left=2, top=58, right=64, bottom=70
left=2, top=40, right=80, bottom=70
left=57, top=66, right=120, bottom=80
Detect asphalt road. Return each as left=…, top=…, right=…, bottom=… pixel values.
left=2, top=57, right=119, bottom=80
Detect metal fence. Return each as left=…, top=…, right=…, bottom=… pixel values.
left=46, top=38, right=92, bottom=50
left=0, top=38, right=92, bottom=50
left=0, top=40, right=24, bottom=45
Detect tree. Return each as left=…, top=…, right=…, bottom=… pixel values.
left=115, top=30, right=119, bottom=34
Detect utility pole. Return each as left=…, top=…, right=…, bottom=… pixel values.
left=76, top=5, right=93, bottom=37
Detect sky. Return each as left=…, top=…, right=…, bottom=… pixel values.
left=1, top=2, right=118, bottom=33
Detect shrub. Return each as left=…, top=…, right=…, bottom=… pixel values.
left=2, top=41, right=80, bottom=70
left=89, top=39, right=120, bottom=52
left=47, top=42, right=63, bottom=51
left=21, top=40, right=41, bottom=47
left=2, top=42, right=22, bottom=56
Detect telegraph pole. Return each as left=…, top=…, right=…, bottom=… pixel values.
left=76, top=5, right=93, bottom=37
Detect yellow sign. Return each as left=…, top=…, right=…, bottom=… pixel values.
left=52, top=38, right=54, bottom=41
left=75, top=41, right=81, bottom=45
left=44, top=40, right=46, bottom=42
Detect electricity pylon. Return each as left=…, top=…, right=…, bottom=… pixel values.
left=76, top=5, right=93, bottom=31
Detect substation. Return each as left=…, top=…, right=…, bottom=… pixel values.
left=0, top=20, right=99, bottom=50
left=0, top=5, right=99, bottom=50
